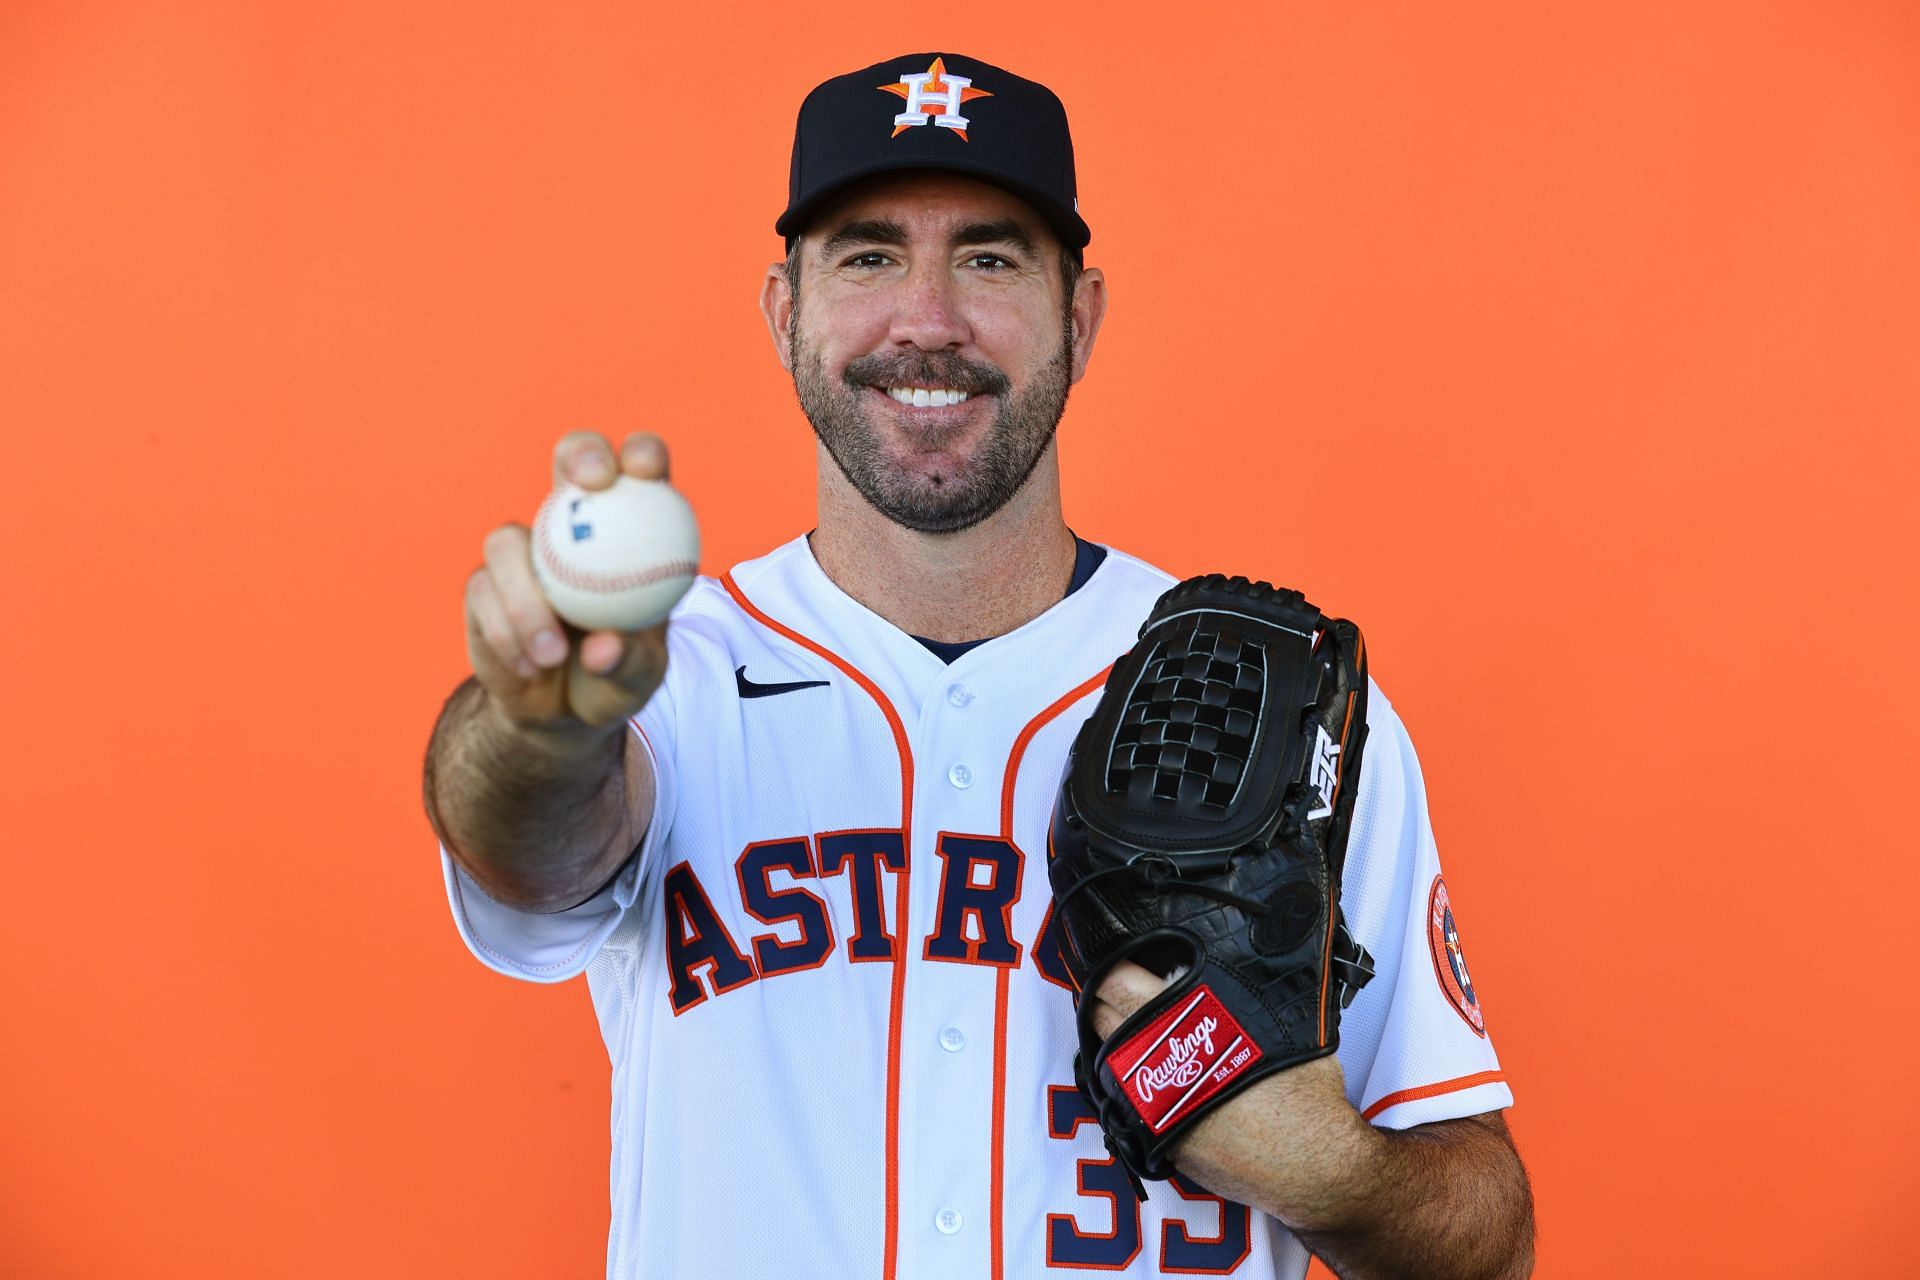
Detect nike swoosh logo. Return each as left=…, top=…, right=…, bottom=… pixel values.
left=735, top=665, right=831, bottom=699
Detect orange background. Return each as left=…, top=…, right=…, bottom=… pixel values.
left=4, top=2, right=1916, bottom=1276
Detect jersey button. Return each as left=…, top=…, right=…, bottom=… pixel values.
left=946, top=683, right=973, bottom=708
left=948, top=763, right=974, bottom=789
left=939, top=1026, right=966, bottom=1052
left=935, top=1208, right=962, bottom=1235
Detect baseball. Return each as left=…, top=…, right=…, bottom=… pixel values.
left=530, top=475, right=700, bottom=632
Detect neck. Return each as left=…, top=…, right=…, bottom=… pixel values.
left=809, top=441, right=1078, bottom=644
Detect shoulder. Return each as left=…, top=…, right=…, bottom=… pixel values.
left=1084, top=544, right=1177, bottom=590
left=1085, top=543, right=1178, bottom=586
left=652, top=537, right=815, bottom=646
left=630, top=540, right=822, bottom=709
left=1073, top=543, right=1177, bottom=622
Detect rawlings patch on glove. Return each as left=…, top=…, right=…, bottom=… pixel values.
left=1047, top=574, right=1376, bottom=1189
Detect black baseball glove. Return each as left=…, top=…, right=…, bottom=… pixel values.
left=1047, top=574, right=1377, bottom=1191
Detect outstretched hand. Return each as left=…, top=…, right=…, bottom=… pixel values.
left=464, top=431, right=674, bottom=731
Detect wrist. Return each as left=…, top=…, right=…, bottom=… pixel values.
left=480, top=687, right=628, bottom=762
left=1165, top=1058, right=1385, bottom=1234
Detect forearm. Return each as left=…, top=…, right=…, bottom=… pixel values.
left=1293, top=1114, right=1534, bottom=1280
left=1176, top=1095, right=1533, bottom=1280
left=423, top=676, right=635, bottom=911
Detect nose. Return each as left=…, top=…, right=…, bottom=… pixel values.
left=886, top=258, right=971, bottom=351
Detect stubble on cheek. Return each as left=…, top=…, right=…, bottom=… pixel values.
left=786, top=305, right=1075, bottom=534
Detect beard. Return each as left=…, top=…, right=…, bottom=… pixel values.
left=790, top=315, right=1074, bottom=535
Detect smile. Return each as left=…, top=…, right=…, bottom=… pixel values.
left=882, top=386, right=972, bottom=407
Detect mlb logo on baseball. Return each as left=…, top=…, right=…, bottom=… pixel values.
left=531, top=476, right=700, bottom=632
left=1107, top=985, right=1264, bottom=1134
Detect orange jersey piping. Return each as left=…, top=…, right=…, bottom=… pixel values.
left=991, top=664, right=1113, bottom=1280
left=721, top=572, right=915, bottom=1280
left=1360, top=1069, right=1508, bottom=1122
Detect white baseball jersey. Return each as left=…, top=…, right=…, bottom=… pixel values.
left=442, top=537, right=1511, bottom=1279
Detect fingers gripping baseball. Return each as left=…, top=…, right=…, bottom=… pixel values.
left=552, top=430, right=669, bottom=489
left=465, top=433, right=688, bottom=729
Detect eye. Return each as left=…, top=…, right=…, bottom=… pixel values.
left=966, top=253, right=1015, bottom=271
left=841, top=251, right=892, bottom=269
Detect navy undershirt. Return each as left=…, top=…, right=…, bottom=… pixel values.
left=911, top=535, right=1108, bottom=663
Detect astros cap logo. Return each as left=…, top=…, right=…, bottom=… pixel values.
left=776, top=53, right=1091, bottom=250
left=879, top=56, right=992, bottom=140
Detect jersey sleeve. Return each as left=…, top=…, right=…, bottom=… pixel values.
left=1333, top=688, right=1514, bottom=1129
left=438, top=634, right=685, bottom=985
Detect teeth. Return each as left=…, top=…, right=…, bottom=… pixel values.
left=884, top=387, right=970, bottom=407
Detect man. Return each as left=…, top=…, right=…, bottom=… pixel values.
left=425, top=52, right=1534, bottom=1279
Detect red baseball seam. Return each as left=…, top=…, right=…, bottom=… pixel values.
left=534, top=514, right=697, bottom=594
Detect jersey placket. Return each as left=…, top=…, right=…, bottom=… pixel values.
left=891, top=667, right=1015, bottom=1279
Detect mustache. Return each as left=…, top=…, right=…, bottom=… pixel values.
left=843, top=351, right=1011, bottom=398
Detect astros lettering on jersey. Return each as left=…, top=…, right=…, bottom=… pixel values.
left=442, top=537, right=1511, bottom=1278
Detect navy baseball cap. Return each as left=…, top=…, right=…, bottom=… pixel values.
left=777, top=52, right=1092, bottom=251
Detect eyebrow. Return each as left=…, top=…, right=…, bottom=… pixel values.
left=815, top=216, right=1042, bottom=259
left=818, top=218, right=909, bottom=258
left=950, top=219, right=1038, bottom=254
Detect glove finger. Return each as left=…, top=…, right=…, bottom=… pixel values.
left=1090, top=959, right=1172, bottom=1040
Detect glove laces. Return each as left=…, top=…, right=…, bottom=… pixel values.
left=1052, top=854, right=1274, bottom=920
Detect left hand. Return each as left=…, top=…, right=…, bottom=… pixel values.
left=1089, top=961, right=1381, bottom=1230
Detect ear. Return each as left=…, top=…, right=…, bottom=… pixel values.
left=760, top=259, right=797, bottom=372
left=1067, top=265, right=1109, bottom=385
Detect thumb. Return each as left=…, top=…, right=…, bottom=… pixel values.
left=565, top=622, right=670, bottom=728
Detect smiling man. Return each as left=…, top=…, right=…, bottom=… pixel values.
left=424, top=52, right=1534, bottom=1279
left=784, top=198, right=1076, bottom=536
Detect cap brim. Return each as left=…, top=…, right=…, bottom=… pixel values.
left=775, top=155, right=1092, bottom=250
